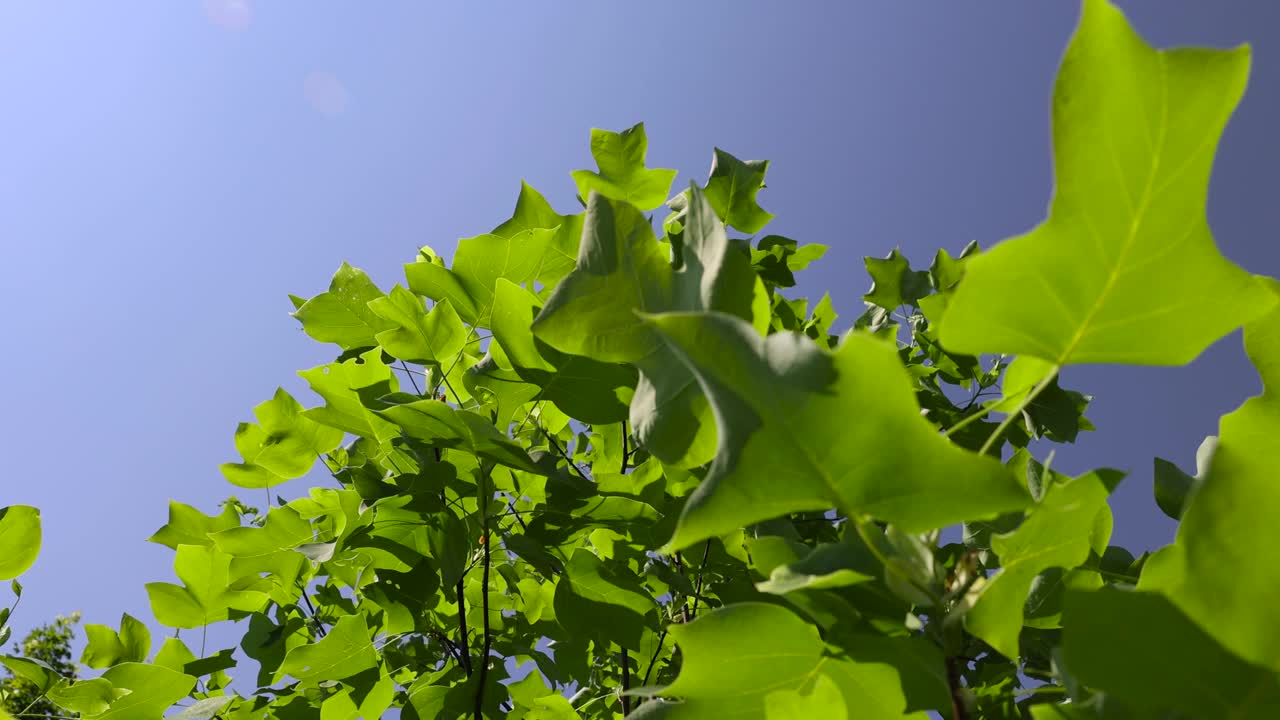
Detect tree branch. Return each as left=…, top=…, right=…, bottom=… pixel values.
left=475, top=468, right=494, bottom=720
left=456, top=577, right=473, bottom=678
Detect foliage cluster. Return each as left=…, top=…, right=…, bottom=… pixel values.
left=2, top=1, right=1279, bottom=717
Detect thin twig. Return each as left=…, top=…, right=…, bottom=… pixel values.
left=947, top=656, right=970, bottom=720
left=537, top=422, right=592, bottom=482
left=639, top=629, right=668, bottom=687
left=689, top=541, right=711, bottom=621
left=400, top=361, right=423, bottom=395
left=620, top=647, right=631, bottom=715
left=620, top=421, right=630, bottom=473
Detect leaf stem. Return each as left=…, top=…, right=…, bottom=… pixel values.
left=456, top=578, right=473, bottom=677
left=978, top=366, right=1061, bottom=456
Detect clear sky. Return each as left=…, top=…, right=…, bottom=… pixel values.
left=2, top=0, right=1278, bottom=670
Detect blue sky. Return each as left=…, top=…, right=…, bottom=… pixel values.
left=2, top=0, right=1278, bottom=676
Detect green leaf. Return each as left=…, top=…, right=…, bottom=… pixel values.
left=89, top=663, right=196, bottom=720
left=279, top=614, right=377, bottom=682
left=1152, top=435, right=1214, bottom=520
left=405, top=229, right=554, bottom=327
left=367, top=287, right=467, bottom=366
left=533, top=186, right=759, bottom=467
left=863, top=249, right=932, bottom=311
left=490, top=278, right=636, bottom=424
left=701, top=148, right=775, bottom=233
left=764, top=675, right=848, bottom=719
left=754, top=537, right=878, bottom=595
left=492, top=181, right=584, bottom=287
left=640, top=311, right=1030, bottom=551
left=145, top=544, right=268, bottom=629
left=170, top=696, right=235, bottom=719
left=219, top=388, right=343, bottom=488
left=0, top=506, right=41, bottom=580
left=554, top=548, right=656, bottom=652
left=0, top=655, right=58, bottom=691
left=965, top=469, right=1119, bottom=660
left=291, top=262, right=397, bottom=350
left=147, top=501, right=241, bottom=550
left=570, top=123, right=677, bottom=211
left=80, top=614, right=149, bottom=669
left=1137, top=278, right=1280, bottom=670
left=376, top=398, right=549, bottom=474
left=47, top=677, right=125, bottom=716
left=633, top=602, right=929, bottom=719
left=211, top=505, right=314, bottom=558
left=1064, top=588, right=1280, bottom=718
left=298, top=348, right=402, bottom=444
left=937, top=0, right=1277, bottom=366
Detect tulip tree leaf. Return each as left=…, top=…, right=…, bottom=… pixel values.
left=145, top=545, right=268, bottom=629
left=1063, top=588, right=1280, bottom=718
left=219, top=388, right=343, bottom=488
left=491, top=278, right=636, bottom=424
left=965, top=469, right=1119, bottom=660
left=291, top=262, right=397, bottom=350
left=641, top=311, right=1030, bottom=551
left=91, top=662, right=197, bottom=720
left=376, top=399, right=548, bottom=474
left=632, top=602, right=930, bottom=719
left=405, top=228, right=554, bottom=327
left=1137, top=279, right=1280, bottom=670
left=696, top=148, right=775, bottom=234
left=298, top=348, right=402, bottom=444
left=570, top=123, right=677, bottom=211
left=863, top=249, right=932, bottom=311
left=367, top=287, right=467, bottom=366
left=492, top=181, right=584, bottom=287
left=0, top=506, right=41, bottom=580
left=47, top=677, right=124, bottom=715
left=554, top=548, right=657, bottom=652
left=938, top=0, right=1277, bottom=366
left=81, top=614, right=151, bottom=668
left=147, top=501, right=242, bottom=550
left=279, top=614, right=377, bottom=682
left=533, top=186, right=758, bottom=467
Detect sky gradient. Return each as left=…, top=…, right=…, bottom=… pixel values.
left=2, top=0, right=1278, bottom=670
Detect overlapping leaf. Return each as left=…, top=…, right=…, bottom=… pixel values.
left=298, top=348, right=402, bottom=444
left=291, top=262, right=397, bottom=350
left=533, top=185, right=759, bottom=467
left=1136, top=279, right=1280, bottom=670
left=641, top=311, right=1030, bottom=550
left=490, top=278, right=635, bottom=424
left=367, top=287, right=467, bottom=366
left=145, top=544, right=268, bottom=629
left=965, top=469, right=1118, bottom=660
left=404, top=228, right=554, bottom=328
left=219, top=388, right=342, bottom=489
left=1063, top=588, right=1280, bottom=718
left=279, top=614, right=377, bottom=682
left=938, top=0, right=1277, bottom=367
left=632, top=602, right=932, bottom=719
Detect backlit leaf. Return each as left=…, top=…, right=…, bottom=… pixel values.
left=0, top=506, right=41, bottom=580
left=291, top=262, right=397, bottom=350
left=938, top=0, right=1277, bottom=366
left=570, top=123, right=677, bottom=211
left=641, top=311, right=1030, bottom=551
